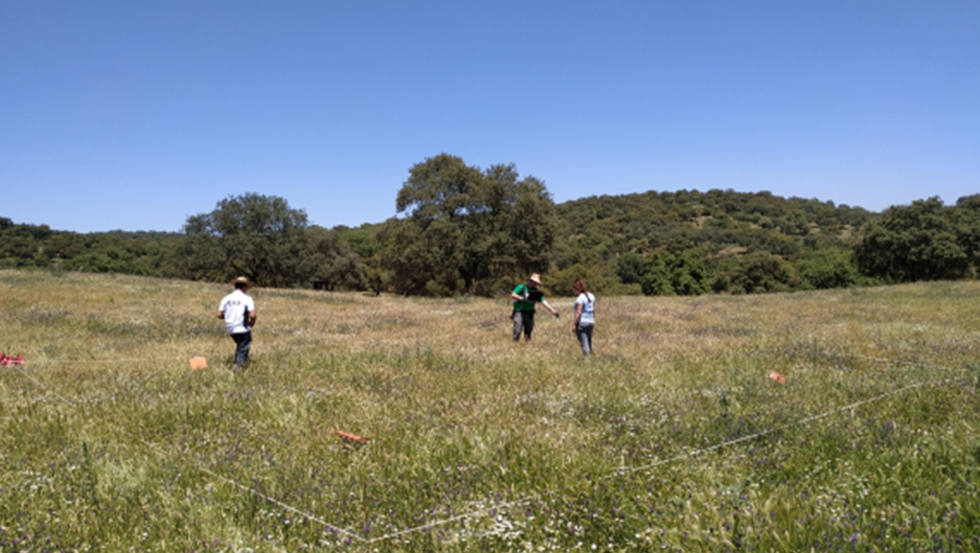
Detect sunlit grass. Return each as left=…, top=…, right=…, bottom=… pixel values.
left=1, top=270, right=978, bottom=551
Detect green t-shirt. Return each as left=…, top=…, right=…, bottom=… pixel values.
left=513, top=283, right=544, bottom=312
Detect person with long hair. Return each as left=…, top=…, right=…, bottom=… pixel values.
left=572, top=278, right=595, bottom=355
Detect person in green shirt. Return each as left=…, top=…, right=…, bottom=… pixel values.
left=510, top=273, right=559, bottom=341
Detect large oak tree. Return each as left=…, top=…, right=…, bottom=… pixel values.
left=380, top=154, right=557, bottom=296
left=854, top=197, right=970, bottom=282
left=178, top=193, right=365, bottom=289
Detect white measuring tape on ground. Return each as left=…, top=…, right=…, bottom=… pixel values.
left=361, top=379, right=942, bottom=543
left=195, top=462, right=366, bottom=543
left=5, top=363, right=76, bottom=404
left=604, top=380, right=929, bottom=479
left=1, top=357, right=960, bottom=545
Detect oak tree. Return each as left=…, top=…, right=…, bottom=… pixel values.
left=381, top=154, right=557, bottom=296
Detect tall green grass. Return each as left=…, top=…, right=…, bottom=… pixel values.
left=1, top=270, right=978, bottom=551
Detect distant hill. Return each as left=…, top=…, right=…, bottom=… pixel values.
left=332, top=189, right=878, bottom=295
left=553, top=188, right=872, bottom=262
left=15, top=188, right=972, bottom=296
left=0, top=216, right=181, bottom=275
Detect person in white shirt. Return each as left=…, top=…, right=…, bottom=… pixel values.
left=572, top=278, right=596, bottom=356
left=217, top=276, right=257, bottom=366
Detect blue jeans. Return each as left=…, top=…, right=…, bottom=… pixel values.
left=231, top=332, right=251, bottom=365
left=576, top=324, right=594, bottom=355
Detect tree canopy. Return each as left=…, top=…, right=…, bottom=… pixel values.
left=8, top=160, right=980, bottom=297
left=177, top=193, right=366, bottom=289
left=380, top=154, right=557, bottom=296
left=178, top=194, right=310, bottom=287
left=854, top=196, right=974, bottom=282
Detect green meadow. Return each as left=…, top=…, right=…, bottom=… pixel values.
left=1, top=270, right=978, bottom=551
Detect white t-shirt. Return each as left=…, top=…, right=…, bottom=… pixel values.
left=219, top=289, right=255, bottom=334
left=575, top=292, right=595, bottom=326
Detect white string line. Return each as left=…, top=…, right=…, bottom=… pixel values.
left=848, top=354, right=894, bottom=363
left=4, top=363, right=367, bottom=542
left=7, top=361, right=333, bottom=403
left=361, top=379, right=942, bottom=543
left=12, top=353, right=902, bottom=367
left=14, top=354, right=538, bottom=545
left=2, top=362, right=603, bottom=541
left=605, top=380, right=929, bottom=478
left=22, top=357, right=200, bottom=365
left=6, top=352, right=903, bottom=369
left=5, top=364, right=76, bottom=404
left=2, top=358, right=959, bottom=545
left=197, top=464, right=367, bottom=543
left=131, top=437, right=368, bottom=542
left=364, top=494, right=544, bottom=544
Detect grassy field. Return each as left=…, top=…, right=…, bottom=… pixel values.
left=1, top=269, right=979, bottom=552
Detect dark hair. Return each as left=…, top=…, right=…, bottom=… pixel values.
left=235, top=281, right=249, bottom=290
left=572, top=278, right=587, bottom=295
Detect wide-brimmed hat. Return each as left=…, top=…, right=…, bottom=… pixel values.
left=529, top=273, right=542, bottom=284
left=233, top=276, right=251, bottom=287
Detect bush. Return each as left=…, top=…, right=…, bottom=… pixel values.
left=795, top=248, right=860, bottom=290
left=543, top=263, right=624, bottom=297
left=854, top=197, right=970, bottom=282
left=712, top=251, right=794, bottom=294
left=640, top=250, right=712, bottom=296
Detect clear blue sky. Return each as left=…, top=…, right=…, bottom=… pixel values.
left=2, top=1, right=978, bottom=233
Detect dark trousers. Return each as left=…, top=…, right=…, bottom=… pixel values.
left=576, top=324, right=594, bottom=355
left=512, top=311, right=535, bottom=341
left=231, top=332, right=252, bottom=365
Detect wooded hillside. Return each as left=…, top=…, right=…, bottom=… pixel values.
left=4, top=185, right=979, bottom=296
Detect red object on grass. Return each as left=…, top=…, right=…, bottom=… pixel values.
left=333, top=430, right=371, bottom=445
left=0, top=353, right=24, bottom=367
left=769, top=371, right=786, bottom=384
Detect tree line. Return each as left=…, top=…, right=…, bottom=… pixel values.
left=4, top=154, right=979, bottom=296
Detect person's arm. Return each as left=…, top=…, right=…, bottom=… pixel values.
left=573, top=302, right=583, bottom=332
left=509, top=285, right=527, bottom=302
left=541, top=299, right=559, bottom=317
left=216, top=310, right=224, bottom=320
left=247, top=308, right=257, bottom=327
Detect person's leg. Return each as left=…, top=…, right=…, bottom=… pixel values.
left=512, top=311, right=524, bottom=341
left=523, top=311, right=535, bottom=341
left=576, top=325, right=592, bottom=355
left=232, top=332, right=251, bottom=365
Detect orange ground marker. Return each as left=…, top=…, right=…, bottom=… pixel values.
left=189, top=357, right=208, bottom=370
left=333, top=430, right=371, bottom=446
left=769, top=371, right=786, bottom=384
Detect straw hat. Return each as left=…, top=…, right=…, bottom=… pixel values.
left=233, top=276, right=251, bottom=287
left=529, top=273, right=542, bottom=284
